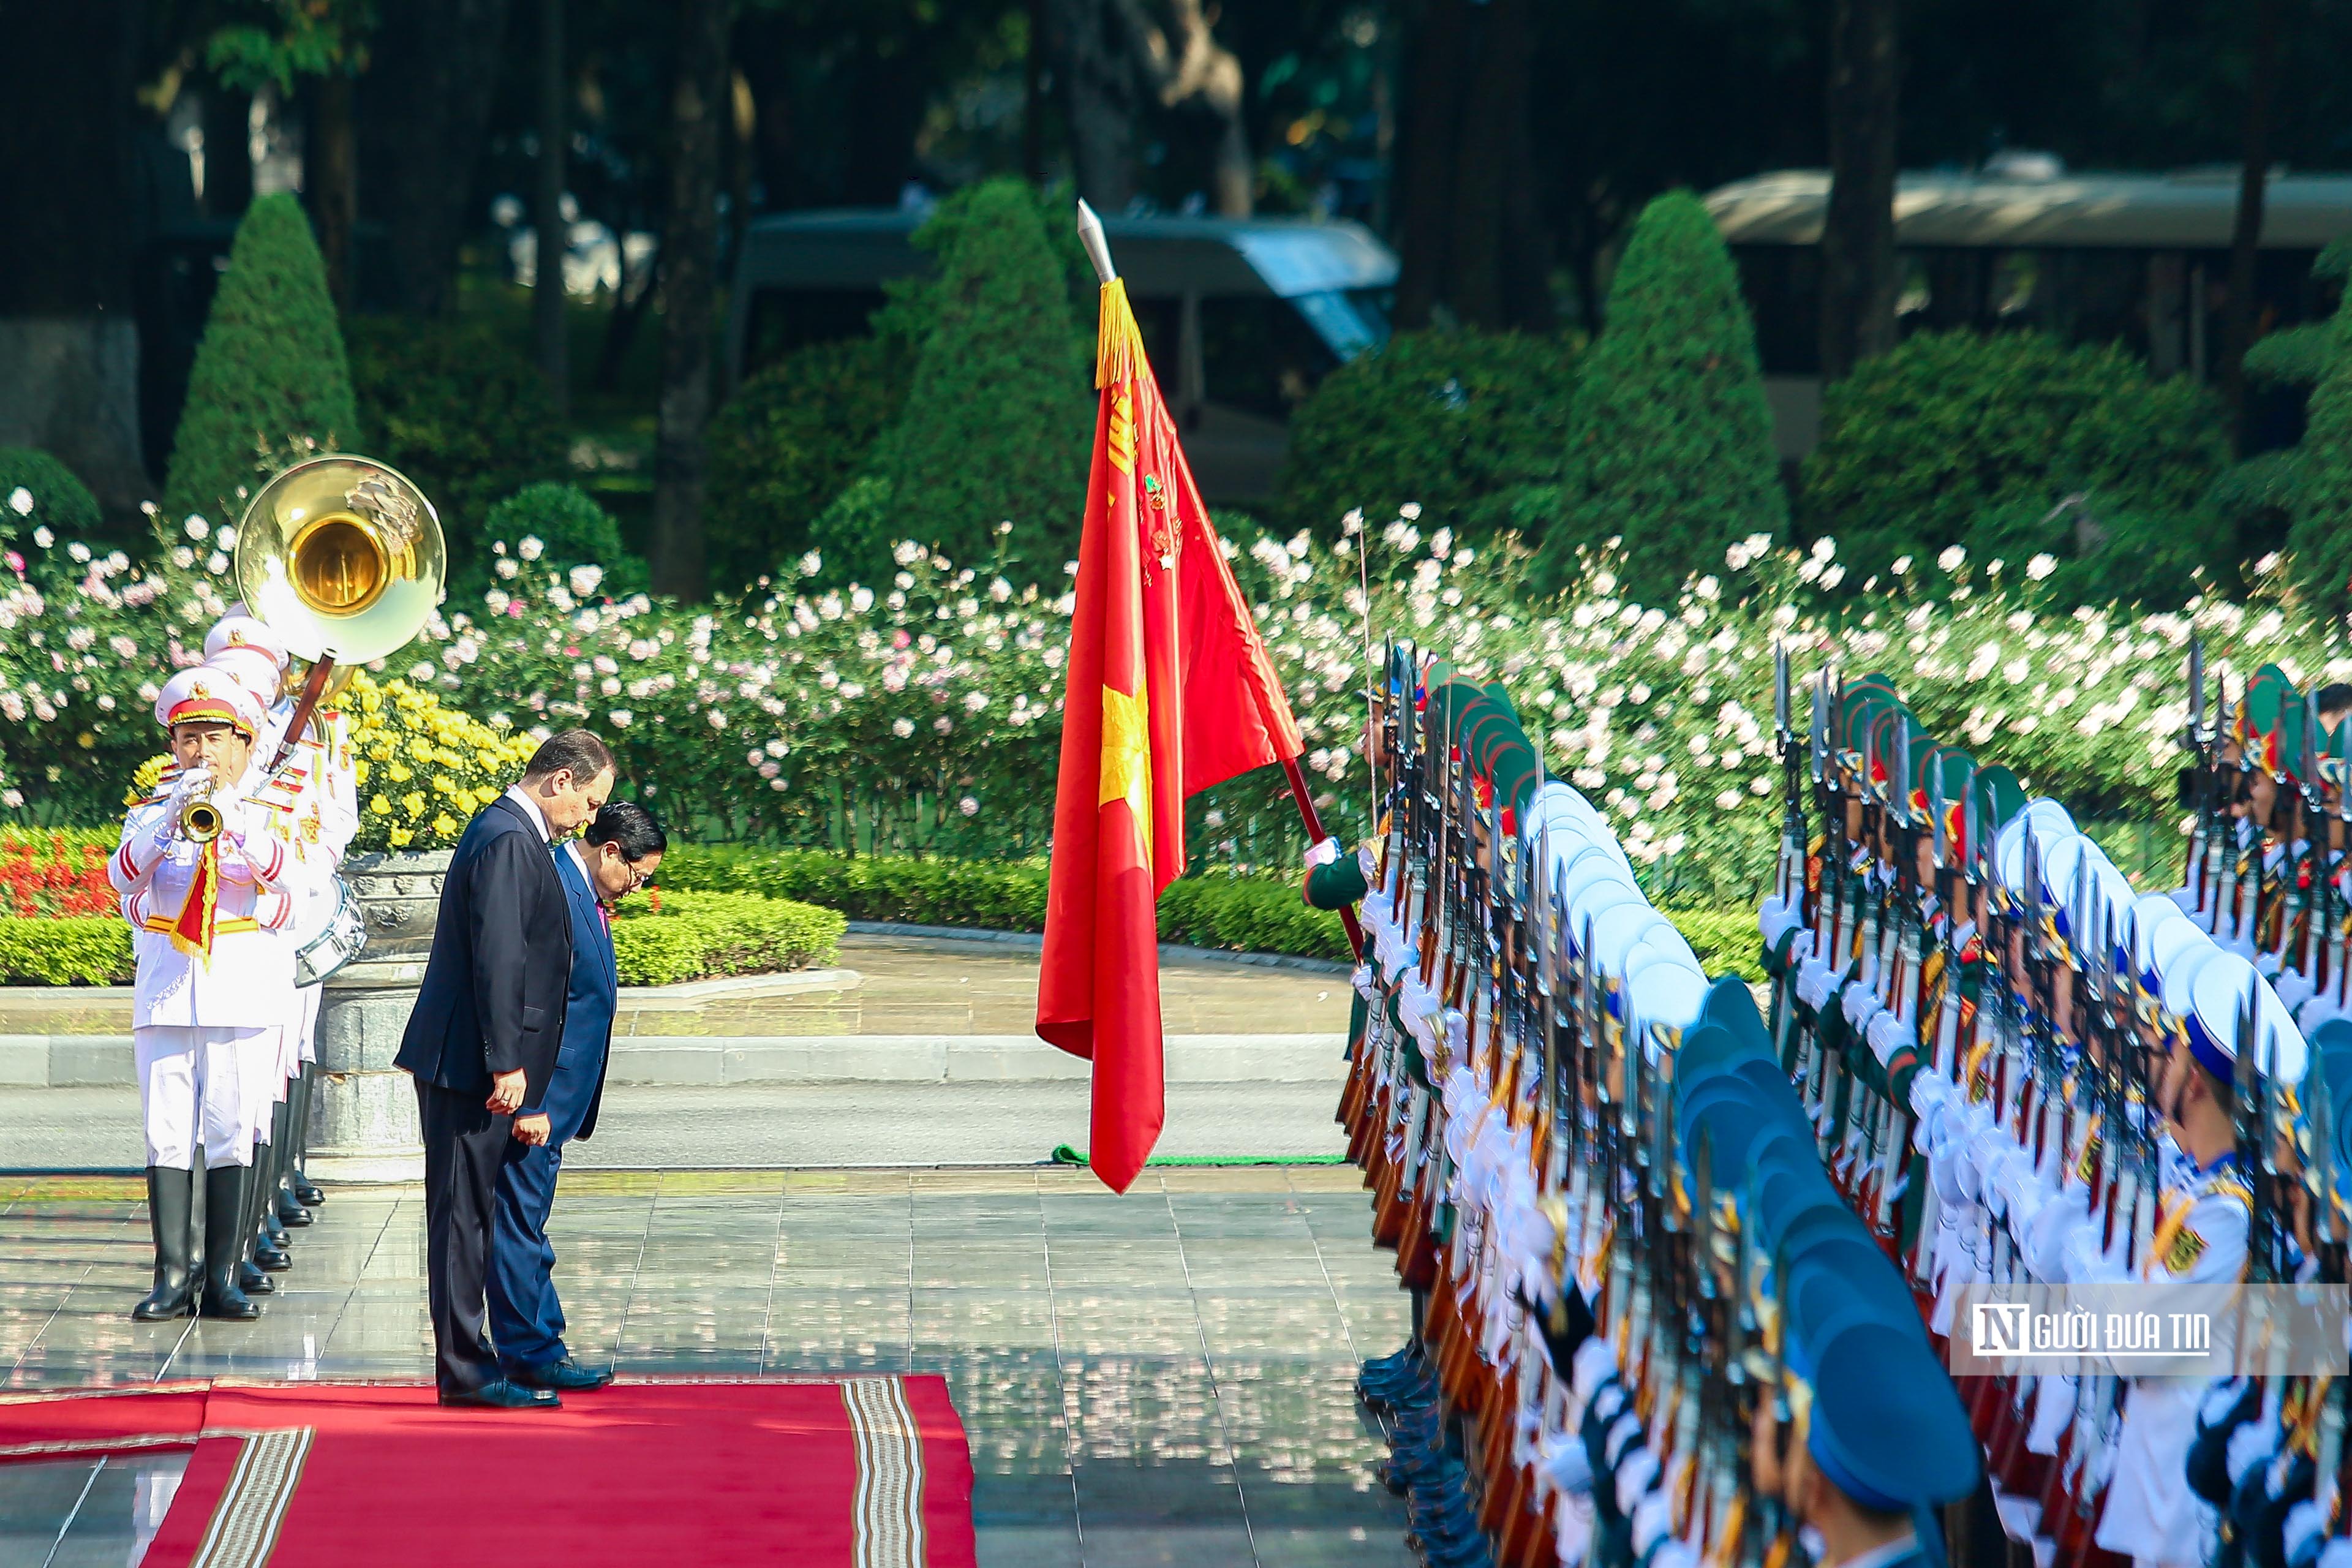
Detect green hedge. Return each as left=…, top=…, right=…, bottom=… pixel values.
left=657, top=846, right=1355, bottom=961
left=1659, top=904, right=1766, bottom=986
left=0, top=918, right=133, bottom=984
left=611, top=889, right=846, bottom=986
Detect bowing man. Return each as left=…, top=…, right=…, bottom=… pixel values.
left=487, top=800, right=666, bottom=1392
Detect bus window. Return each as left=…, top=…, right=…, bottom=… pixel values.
left=741, top=286, right=888, bottom=377
left=1200, top=297, right=1341, bottom=422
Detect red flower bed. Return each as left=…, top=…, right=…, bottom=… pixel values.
left=1, top=830, right=116, bottom=919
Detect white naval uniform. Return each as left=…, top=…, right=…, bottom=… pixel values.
left=108, top=782, right=299, bottom=1169
left=250, top=703, right=359, bottom=1094
left=2093, top=1150, right=2251, bottom=1568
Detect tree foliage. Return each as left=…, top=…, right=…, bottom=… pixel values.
left=0, top=450, right=101, bottom=546
left=866, top=178, right=1093, bottom=582
left=2288, top=292, right=2352, bottom=621
left=1271, top=328, right=1577, bottom=538
left=704, top=336, right=912, bottom=593
left=1540, top=190, right=1784, bottom=603
left=345, top=316, right=569, bottom=580
left=162, top=194, right=358, bottom=526
left=1801, top=330, right=2231, bottom=587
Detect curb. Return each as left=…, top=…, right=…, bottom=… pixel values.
left=0, top=1031, right=1349, bottom=1090
left=845, top=921, right=1352, bottom=975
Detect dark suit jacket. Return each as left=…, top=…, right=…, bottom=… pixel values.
left=537, top=843, right=617, bottom=1144
left=395, top=794, right=572, bottom=1109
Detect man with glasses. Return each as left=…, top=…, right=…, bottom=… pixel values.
left=398, top=729, right=615, bottom=1409
left=486, top=800, right=667, bottom=1393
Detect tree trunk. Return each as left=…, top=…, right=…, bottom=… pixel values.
left=202, top=85, right=254, bottom=218
left=311, top=73, right=360, bottom=314
left=1390, top=0, right=1472, bottom=330
left=0, top=0, right=149, bottom=508
left=1113, top=0, right=1251, bottom=217
left=534, top=0, right=569, bottom=418
left=651, top=0, right=729, bottom=600
left=1818, top=0, right=1901, bottom=382
left=2222, top=0, right=2283, bottom=451
left=358, top=0, right=517, bottom=317
left=1025, top=0, right=1049, bottom=184
left=1048, top=0, right=1137, bottom=214
left=734, top=10, right=799, bottom=209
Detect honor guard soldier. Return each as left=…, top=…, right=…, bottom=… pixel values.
left=205, top=612, right=358, bottom=1256
left=110, top=666, right=301, bottom=1321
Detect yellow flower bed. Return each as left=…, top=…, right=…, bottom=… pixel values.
left=347, top=671, right=536, bottom=852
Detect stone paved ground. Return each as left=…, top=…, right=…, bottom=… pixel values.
left=0, top=933, right=1355, bottom=1039
left=0, top=1167, right=1415, bottom=1568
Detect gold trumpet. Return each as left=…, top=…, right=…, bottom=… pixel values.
left=179, top=795, right=224, bottom=843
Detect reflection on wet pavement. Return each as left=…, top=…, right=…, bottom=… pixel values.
left=0, top=1167, right=1411, bottom=1568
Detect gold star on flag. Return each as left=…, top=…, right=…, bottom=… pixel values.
left=1099, top=678, right=1152, bottom=863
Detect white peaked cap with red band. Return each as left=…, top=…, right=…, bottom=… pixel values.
left=154, top=665, right=267, bottom=737
left=203, top=613, right=290, bottom=671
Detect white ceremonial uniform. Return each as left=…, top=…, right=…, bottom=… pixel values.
left=262, top=702, right=359, bottom=1079
left=2094, top=1150, right=2251, bottom=1568
left=110, top=780, right=300, bottom=1169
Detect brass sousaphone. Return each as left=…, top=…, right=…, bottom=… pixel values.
left=232, top=454, right=445, bottom=982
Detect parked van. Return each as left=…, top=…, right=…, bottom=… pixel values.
left=726, top=209, right=1398, bottom=502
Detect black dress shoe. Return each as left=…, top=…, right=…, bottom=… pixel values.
left=237, top=1261, right=279, bottom=1295
left=511, top=1358, right=613, bottom=1392
left=293, top=1178, right=325, bottom=1207
left=253, top=1237, right=292, bottom=1272
left=439, top=1379, right=562, bottom=1410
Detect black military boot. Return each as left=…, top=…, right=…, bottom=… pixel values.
left=200, top=1165, right=261, bottom=1321
left=249, top=1141, right=292, bottom=1274
left=132, top=1166, right=198, bottom=1321
left=291, top=1064, right=325, bottom=1208
left=268, top=1096, right=309, bottom=1226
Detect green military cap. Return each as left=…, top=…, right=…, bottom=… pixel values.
left=1796, top=1321, right=1981, bottom=1512
left=1972, top=764, right=2026, bottom=837
left=1836, top=674, right=1901, bottom=746
left=1481, top=680, right=1518, bottom=719
left=2241, top=663, right=2296, bottom=773
left=1460, top=706, right=1517, bottom=769
left=1304, top=852, right=1370, bottom=912
left=1490, top=747, right=1542, bottom=822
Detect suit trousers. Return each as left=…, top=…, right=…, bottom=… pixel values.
left=416, top=1079, right=514, bottom=1393
left=486, top=1137, right=569, bottom=1370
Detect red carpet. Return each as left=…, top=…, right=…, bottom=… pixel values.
left=0, top=1376, right=976, bottom=1567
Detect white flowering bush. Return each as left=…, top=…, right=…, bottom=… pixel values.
left=3, top=453, right=2345, bottom=898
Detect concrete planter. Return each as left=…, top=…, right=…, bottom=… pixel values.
left=307, top=850, right=450, bottom=1182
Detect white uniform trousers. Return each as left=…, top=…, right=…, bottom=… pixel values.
left=295, top=983, right=322, bottom=1066
left=134, top=1026, right=258, bottom=1169
left=239, top=1026, right=293, bottom=1155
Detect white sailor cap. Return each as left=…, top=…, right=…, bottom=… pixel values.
left=2188, top=951, right=2309, bottom=1087
left=203, top=614, right=289, bottom=671
left=154, top=665, right=266, bottom=737
left=2160, top=927, right=2223, bottom=1022
left=1627, top=963, right=1709, bottom=1055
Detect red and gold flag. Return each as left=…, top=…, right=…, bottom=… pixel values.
left=1037, top=271, right=1305, bottom=1193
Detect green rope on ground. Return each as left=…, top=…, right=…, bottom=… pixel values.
left=1047, top=1144, right=1348, bottom=1168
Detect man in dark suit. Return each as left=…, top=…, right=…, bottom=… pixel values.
left=486, top=801, right=666, bottom=1390
left=396, top=729, right=614, bottom=1409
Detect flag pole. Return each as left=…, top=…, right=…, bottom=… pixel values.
left=1075, top=201, right=1364, bottom=962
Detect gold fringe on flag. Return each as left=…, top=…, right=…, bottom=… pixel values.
left=1095, top=277, right=1147, bottom=391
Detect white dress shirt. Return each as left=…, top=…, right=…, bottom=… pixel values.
left=502, top=783, right=552, bottom=843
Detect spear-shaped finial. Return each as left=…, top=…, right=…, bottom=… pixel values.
left=1074, top=199, right=1117, bottom=285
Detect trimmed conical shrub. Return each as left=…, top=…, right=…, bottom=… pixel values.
left=870, top=178, right=1092, bottom=581
left=2288, top=288, right=2352, bottom=621
left=162, top=193, right=358, bottom=526
left=1542, top=190, right=1785, bottom=604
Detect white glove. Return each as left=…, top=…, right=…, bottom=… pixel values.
left=1304, top=835, right=1340, bottom=869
